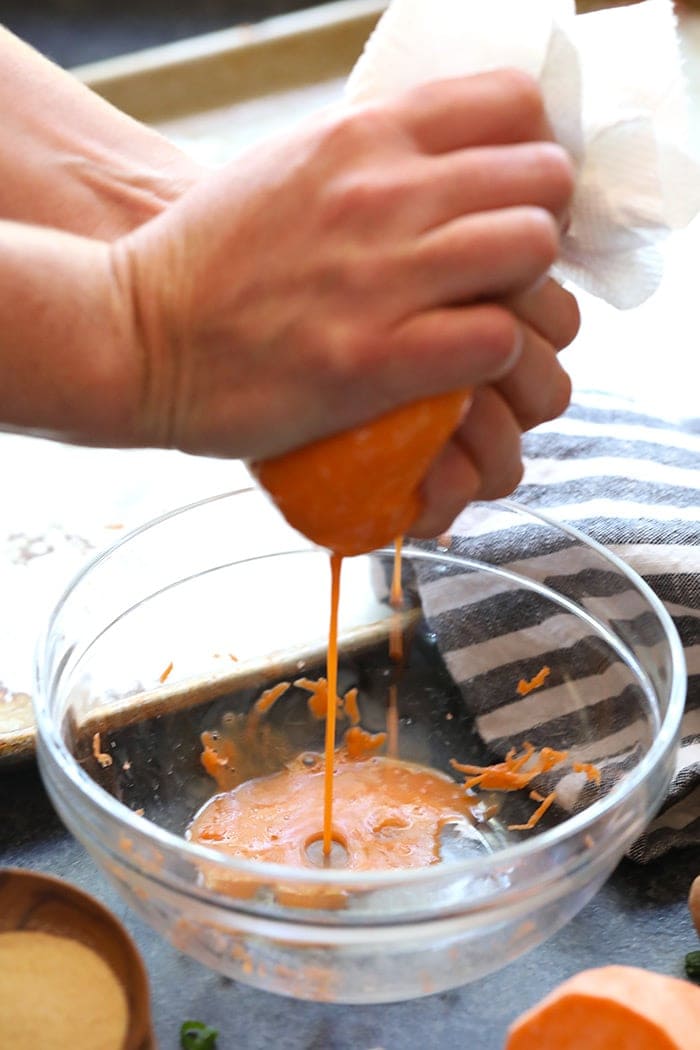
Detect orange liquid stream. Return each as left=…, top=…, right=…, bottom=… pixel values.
left=322, top=552, right=343, bottom=856
left=387, top=535, right=404, bottom=759
left=390, top=535, right=404, bottom=609
left=322, top=539, right=402, bottom=849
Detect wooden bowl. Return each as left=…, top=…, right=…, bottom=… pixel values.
left=0, top=867, right=155, bottom=1050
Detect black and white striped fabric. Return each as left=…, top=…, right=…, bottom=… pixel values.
left=416, top=391, right=699, bottom=862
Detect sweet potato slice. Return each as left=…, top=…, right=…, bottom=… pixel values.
left=505, top=965, right=700, bottom=1050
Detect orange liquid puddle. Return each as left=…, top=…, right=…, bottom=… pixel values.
left=189, top=749, right=475, bottom=872
left=191, top=536, right=575, bottom=895
left=191, top=535, right=479, bottom=884
left=192, top=512, right=581, bottom=904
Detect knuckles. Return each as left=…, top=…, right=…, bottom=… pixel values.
left=312, top=109, right=418, bottom=231
left=313, top=102, right=400, bottom=164
left=319, top=171, right=403, bottom=229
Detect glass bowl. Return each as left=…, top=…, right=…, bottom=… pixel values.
left=33, top=488, right=686, bottom=1003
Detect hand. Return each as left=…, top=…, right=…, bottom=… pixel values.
left=110, top=69, right=576, bottom=463
left=412, top=277, right=579, bottom=536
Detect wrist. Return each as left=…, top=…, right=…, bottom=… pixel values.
left=0, top=220, right=144, bottom=447
left=107, top=216, right=187, bottom=450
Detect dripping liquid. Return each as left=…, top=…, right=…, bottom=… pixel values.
left=321, top=552, right=343, bottom=857
left=321, top=539, right=404, bottom=855
left=387, top=535, right=404, bottom=758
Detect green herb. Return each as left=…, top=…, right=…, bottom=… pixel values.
left=180, top=1019, right=219, bottom=1049
left=685, top=950, right=700, bottom=983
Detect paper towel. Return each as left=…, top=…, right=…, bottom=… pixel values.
left=346, top=0, right=700, bottom=309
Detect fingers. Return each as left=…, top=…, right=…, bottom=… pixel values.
left=413, top=142, right=574, bottom=231
left=386, top=303, right=521, bottom=398
left=411, top=206, right=558, bottom=307
left=411, top=386, right=523, bottom=537
left=506, top=278, right=580, bottom=350
left=455, top=386, right=525, bottom=501
left=409, top=439, right=482, bottom=538
left=388, top=295, right=574, bottom=431
left=494, top=322, right=572, bottom=432
left=391, top=69, right=554, bottom=154
left=408, top=290, right=577, bottom=538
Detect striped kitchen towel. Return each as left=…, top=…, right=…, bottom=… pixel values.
left=414, top=390, right=699, bottom=862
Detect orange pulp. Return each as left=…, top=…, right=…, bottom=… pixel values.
left=253, top=389, right=471, bottom=557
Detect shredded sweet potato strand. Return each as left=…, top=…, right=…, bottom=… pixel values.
left=253, top=681, right=291, bottom=714
left=516, top=665, right=551, bottom=696
left=572, top=761, right=602, bottom=785
left=159, top=660, right=174, bottom=684
left=343, top=687, right=360, bottom=726
left=507, top=790, right=556, bottom=831
left=91, top=732, right=112, bottom=769
left=450, top=741, right=600, bottom=831
left=345, top=726, right=387, bottom=760
left=294, top=677, right=360, bottom=724
left=451, top=741, right=567, bottom=792
left=294, top=676, right=328, bottom=719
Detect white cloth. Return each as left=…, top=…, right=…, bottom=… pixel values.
left=346, top=0, right=700, bottom=308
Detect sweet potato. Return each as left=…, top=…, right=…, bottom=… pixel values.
left=505, top=965, right=700, bottom=1049
left=253, top=389, right=470, bottom=556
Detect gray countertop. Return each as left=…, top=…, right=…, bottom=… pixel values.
left=1, top=760, right=697, bottom=1049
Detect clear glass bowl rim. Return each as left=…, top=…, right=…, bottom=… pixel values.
left=33, top=487, right=688, bottom=891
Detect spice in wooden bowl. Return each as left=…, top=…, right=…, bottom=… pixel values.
left=0, top=867, right=154, bottom=1050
